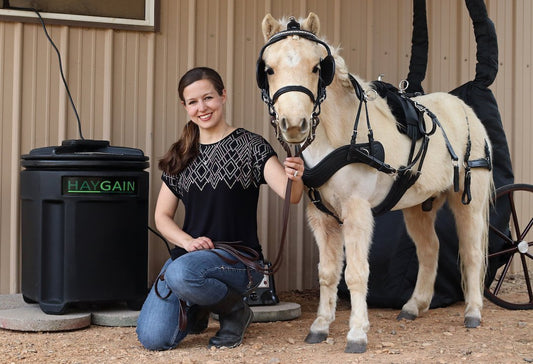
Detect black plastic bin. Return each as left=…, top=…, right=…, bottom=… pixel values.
left=20, top=139, right=150, bottom=315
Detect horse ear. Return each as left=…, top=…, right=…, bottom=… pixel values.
left=262, top=14, right=282, bottom=41
left=301, top=12, right=320, bottom=35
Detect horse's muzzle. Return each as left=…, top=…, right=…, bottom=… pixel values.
left=279, top=116, right=309, bottom=143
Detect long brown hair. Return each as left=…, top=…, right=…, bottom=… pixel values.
left=159, top=67, right=225, bottom=175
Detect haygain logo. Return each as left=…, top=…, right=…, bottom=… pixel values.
left=62, top=176, right=137, bottom=195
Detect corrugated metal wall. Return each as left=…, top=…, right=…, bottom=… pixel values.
left=1, top=0, right=531, bottom=294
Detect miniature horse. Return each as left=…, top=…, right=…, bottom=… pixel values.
left=257, top=13, right=493, bottom=353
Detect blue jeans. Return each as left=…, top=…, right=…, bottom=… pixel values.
left=136, top=249, right=264, bottom=350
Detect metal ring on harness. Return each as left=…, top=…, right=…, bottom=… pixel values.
left=399, top=79, right=409, bottom=93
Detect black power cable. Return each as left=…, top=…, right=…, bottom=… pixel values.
left=147, top=226, right=173, bottom=257
left=8, top=4, right=85, bottom=140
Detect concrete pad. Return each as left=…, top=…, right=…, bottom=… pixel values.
left=91, top=306, right=140, bottom=327
left=212, top=302, right=301, bottom=323
left=250, top=301, right=301, bottom=322
left=0, top=294, right=27, bottom=310
left=0, top=305, right=91, bottom=332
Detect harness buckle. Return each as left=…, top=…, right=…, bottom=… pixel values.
left=412, top=100, right=427, bottom=113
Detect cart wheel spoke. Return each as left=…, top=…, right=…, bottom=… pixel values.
left=485, top=184, right=533, bottom=310
left=520, top=254, right=533, bottom=302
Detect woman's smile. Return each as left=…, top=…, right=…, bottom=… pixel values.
left=199, top=113, right=213, bottom=121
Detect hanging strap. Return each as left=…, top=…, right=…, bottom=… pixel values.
left=406, top=0, right=428, bottom=94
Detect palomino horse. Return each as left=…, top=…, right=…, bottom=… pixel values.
left=257, top=13, right=493, bottom=353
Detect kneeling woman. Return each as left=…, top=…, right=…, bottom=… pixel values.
left=136, top=67, right=304, bottom=350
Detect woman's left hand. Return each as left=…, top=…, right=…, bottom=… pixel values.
left=284, top=157, right=304, bottom=181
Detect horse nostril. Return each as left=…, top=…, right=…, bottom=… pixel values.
left=280, top=117, right=289, bottom=132
left=300, top=118, right=309, bottom=133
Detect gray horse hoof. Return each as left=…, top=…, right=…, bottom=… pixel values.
left=304, top=332, right=328, bottom=344
left=396, top=310, right=417, bottom=321
left=345, top=340, right=367, bottom=353
left=464, top=316, right=481, bottom=328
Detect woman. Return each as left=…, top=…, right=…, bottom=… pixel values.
left=136, top=67, right=304, bottom=350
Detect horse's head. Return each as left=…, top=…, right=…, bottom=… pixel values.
left=257, top=12, right=335, bottom=145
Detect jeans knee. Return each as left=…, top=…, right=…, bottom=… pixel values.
left=136, top=326, right=176, bottom=351
left=165, top=262, right=196, bottom=292
left=136, top=328, right=165, bottom=351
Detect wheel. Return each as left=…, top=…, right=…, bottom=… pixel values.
left=484, top=183, right=533, bottom=310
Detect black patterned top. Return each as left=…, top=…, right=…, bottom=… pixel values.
left=162, top=128, right=277, bottom=259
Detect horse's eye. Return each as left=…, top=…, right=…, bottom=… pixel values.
left=266, top=67, right=274, bottom=75
left=312, top=65, right=320, bottom=73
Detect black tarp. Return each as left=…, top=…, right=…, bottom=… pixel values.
left=339, top=0, right=514, bottom=308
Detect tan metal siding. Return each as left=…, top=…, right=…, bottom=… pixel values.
left=1, top=0, right=531, bottom=294
left=509, top=0, right=532, bottom=265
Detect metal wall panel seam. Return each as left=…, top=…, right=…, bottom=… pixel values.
left=10, top=22, right=23, bottom=293
left=226, top=0, right=234, bottom=123
left=299, top=0, right=306, bottom=18
left=188, top=0, right=196, bottom=67
left=333, top=0, right=341, bottom=45
left=145, top=31, right=156, bottom=278
left=102, top=29, right=113, bottom=141
left=30, top=26, right=38, bottom=147
left=44, top=27, right=51, bottom=143
left=365, top=0, right=373, bottom=80
left=89, top=31, right=97, bottom=139
left=119, top=35, right=127, bottom=145
left=0, top=23, right=5, bottom=292
left=511, top=0, right=520, bottom=177
left=133, top=33, right=140, bottom=144
left=57, top=26, right=68, bottom=141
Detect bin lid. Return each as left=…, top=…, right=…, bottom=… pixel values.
left=21, top=139, right=150, bottom=170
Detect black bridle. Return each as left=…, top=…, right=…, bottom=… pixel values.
left=256, top=17, right=336, bottom=154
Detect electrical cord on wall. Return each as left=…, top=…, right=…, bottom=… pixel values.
left=8, top=4, right=85, bottom=140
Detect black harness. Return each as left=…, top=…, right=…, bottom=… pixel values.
left=257, top=19, right=492, bottom=225
left=303, top=75, right=491, bottom=223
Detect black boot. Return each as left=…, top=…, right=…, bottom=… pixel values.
left=186, top=305, right=210, bottom=334
left=207, top=290, right=253, bottom=349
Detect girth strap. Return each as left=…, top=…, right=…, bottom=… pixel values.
left=371, top=169, right=421, bottom=216
left=308, top=188, right=343, bottom=225
left=302, top=142, right=393, bottom=189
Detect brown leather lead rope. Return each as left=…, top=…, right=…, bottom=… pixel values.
left=264, top=143, right=302, bottom=275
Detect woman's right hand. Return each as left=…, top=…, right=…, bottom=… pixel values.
left=184, top=236, right=215, bottom=252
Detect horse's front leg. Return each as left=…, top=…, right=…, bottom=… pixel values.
left=342, top=198, right=374, bottom=353
left=304, top=205, right=345, bottom=345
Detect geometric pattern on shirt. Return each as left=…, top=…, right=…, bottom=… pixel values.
left=165, top=128, right=275, bottom=196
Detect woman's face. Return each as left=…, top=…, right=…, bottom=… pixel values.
left=182, top=79, right=226, bottom=131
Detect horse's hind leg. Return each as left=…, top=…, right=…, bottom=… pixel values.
left=398, top=195, right=445, bottom=321
left=447, top=175, right=490, bottom=328
left=304, top=205, right=345, bottom=345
